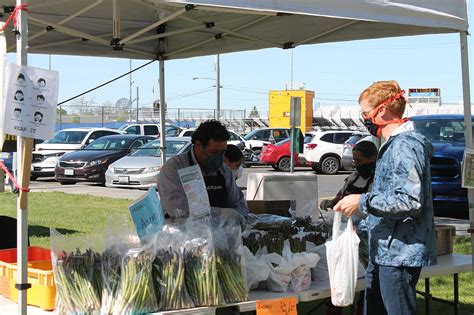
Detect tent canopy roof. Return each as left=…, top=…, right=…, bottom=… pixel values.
left=0, top=0, right=469, bottom=60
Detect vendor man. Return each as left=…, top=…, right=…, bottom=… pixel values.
left=157, top=120, right=248, bottom=220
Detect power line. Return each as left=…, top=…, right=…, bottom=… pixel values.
left=58, top=59, right=157, bottom=105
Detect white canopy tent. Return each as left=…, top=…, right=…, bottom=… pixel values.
left=0, top=0, right=471, bottom=313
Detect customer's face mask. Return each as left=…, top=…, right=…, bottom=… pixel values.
left=356, top=162, right=376, bottom=179
left=231, top=165, right=244, bottom=179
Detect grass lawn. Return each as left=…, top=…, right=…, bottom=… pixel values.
left=0, top=191, right=472, bottom=314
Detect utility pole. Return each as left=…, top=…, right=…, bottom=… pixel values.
left=136, top=86, right=139, bottom=122
left=216, top=54, right=220, bottom=120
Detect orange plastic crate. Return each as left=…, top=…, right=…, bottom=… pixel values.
left=0, top=247, right=55, bottom=310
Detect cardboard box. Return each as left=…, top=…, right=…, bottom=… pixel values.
left=435, top=225, right=456, bottom=256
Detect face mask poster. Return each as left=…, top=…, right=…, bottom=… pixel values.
left=1, top=64, right=58, bottom=140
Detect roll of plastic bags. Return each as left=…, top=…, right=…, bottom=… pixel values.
left=326, top=211, right=360, bottom=306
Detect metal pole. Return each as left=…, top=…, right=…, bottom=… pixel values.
left=136, top=86, right=139, bottom=122
left=16, top=1, right=32, bottom=314
left=459, top=31, right=474, bottom=264
left=101, top=107, right=104, bottom=127
left=159, top=60, right=166, bottom=165
left=59, top=105, right=62, bottom=130
left=178, top=108, right=181, bottom=125
left=290, top=126, right=295, bottom=173
left=216, top=54, right=220, bottom=120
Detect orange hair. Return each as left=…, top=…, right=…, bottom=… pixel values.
left=359, top=80, right=406, bottom=118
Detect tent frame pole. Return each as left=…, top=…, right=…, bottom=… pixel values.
left=159, top=59, right=166, bottom=165
left=459, top=31, right=474, bottom=265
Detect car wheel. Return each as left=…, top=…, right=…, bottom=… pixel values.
left=30, top=175, right=38, bottom=181
left=59, top=181, right=76, bottom=185
left=277, top=157, right=291, bottom=172
left=320, top=156, right=340, bottom=175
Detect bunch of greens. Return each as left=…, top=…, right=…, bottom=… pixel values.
left=289, top=236, right=306, bottom=253
left=101, top=247, right=122, bottom=313
left=53, top=249, right=102, bottom=313
left=242, top=232, right=264, bottom=255
left=184, top=238, right=220, bottom=306
left=261, top=232, right=285, bottom=256
left=153, top=242, right=194, bottom=310
left=216, top=249, right=248, bottom=303
left=112, top=248, right=158, bottom=314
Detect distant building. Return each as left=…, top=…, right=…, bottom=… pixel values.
left=407, top=88, right=441, bottom=106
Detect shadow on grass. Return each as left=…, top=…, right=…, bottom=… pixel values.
left=29, top=225, right=79, bottom=237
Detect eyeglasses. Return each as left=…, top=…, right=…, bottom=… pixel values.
left=360, top=109, right=372, bottom=119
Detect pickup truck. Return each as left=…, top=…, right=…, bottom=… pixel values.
left=411, top=114, right=470, bottom=219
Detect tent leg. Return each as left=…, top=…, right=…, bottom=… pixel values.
left=159, top=59, right=166, bottom=165
left=460, top=31, right=474, bottom=264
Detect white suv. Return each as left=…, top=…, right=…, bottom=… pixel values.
left=31, top=127, right=121, bottom=180
left=299, top=130, right=355, bottom=175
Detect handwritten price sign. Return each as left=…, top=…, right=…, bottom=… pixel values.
left=256, top=297, right=297, bottom=315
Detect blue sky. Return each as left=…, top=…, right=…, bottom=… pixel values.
left=6, top=4, right=474, bottom=114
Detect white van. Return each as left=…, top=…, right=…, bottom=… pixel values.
left=119, top=123, right=182, bottom=138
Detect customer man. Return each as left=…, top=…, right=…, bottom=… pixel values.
left=334, top=80, right=436, bottom=315
left=157, top=120, right=248, bottom=220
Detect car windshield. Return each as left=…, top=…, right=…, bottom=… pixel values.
left=130, top=140, right=189, bottom=157
left=45, top=130, right=88, bottom=144
left=84, top=138, right=134, bottom=150
left=346, top=134, right=366, bottom=145
left=413, top=119, right=473, bottom=143
left=165, top=126, right=180, bottom=137
left=243, top=130, right=259, bottom=140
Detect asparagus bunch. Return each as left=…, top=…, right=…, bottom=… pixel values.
left=184, top=240, right=220, bottom=306
left=261, top=233, right=284, bottom=256
left=242, top=232, right=264, bottom=255
left=153, top=247, right=193, bottom=310
left=303, top=232, right=326, bottom=246
left=101, top=248, right=121, bottom=313
left=216, top=250, right=248, bottom=303
left=289, top=236, right=306, bottom=253
left=52, top=249, right=102, bottom=313
left=112, top=251, right=158, bottom=314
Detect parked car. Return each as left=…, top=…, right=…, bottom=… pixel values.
left=299, top=130, right=354, bottom=174
left=341, top=132, right=373, bottom=171
left=32, top=128, right=121, bottom=180
left=105, top=137, right=192, bottom=189
left=55, top=135, right=154, bottom=185
left=119, top=123, right=182, bottom=138
left=243, top=128, right=290, bottom=153
left=178, top=128, right=245, bottom=150
left=260, top=135, right=313, bottom=171
left=411, top=114, right=471, bottom=218
left=0, top=152, right=13, bottom=172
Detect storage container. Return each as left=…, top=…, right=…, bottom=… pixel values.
left=0, top=247, right=55, bottom=310
left=435, top=225, right=456, bottom=256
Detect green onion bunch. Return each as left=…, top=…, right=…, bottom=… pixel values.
left=153, top=247, right=194, bottom=310
left=184, top=239, right=220, bottom=306
left=52, top=249, right=102, bottom=313
left=216, top=249, right=248, bottom=303
left=112, top=250, right=158, bottom=314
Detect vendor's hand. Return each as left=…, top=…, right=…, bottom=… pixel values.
left=210, top=207, right=245, bottom=228
left=319, top=199, right=333, bottom=211
left=333, top=194, right=361, bottom=216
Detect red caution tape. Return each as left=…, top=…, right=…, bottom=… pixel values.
left=1, top=4, right=28, bottom=33
left=0, top=160, right=29, bottom=193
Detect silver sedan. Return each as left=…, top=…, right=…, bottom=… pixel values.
left=105, top=137, right=192, bottom=189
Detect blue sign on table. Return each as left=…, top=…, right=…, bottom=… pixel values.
left=129, top=187, right=165, bottom=241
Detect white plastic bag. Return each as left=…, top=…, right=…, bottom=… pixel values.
left=242, top=246, right=270, bottom=290
left=326, top=211, right=360, bottom=306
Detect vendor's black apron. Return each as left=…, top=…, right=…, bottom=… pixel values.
left=188, top=151, right=228, bottom=208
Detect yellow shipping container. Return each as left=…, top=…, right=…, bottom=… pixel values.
left=269, top=90, right=314, bottom=131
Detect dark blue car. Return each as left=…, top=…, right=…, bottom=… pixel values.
left=0, top=152, right=13, bottom=172
left=411, top=114, right=471, bottom=218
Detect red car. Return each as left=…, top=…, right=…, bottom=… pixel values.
left=260, top=138, right=308, bottom=171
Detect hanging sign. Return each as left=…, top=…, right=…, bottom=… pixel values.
left=1, top=63, right=58, bottom=140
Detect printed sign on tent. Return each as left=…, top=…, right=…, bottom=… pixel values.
left=1, top=63, right=58, bottom=140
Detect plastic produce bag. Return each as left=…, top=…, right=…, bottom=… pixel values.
left=50, top=228, right=103, bottom=314
left=264, top=242, right=320, bottom=292
left=242, top=246, right=270, bottom=290
left=213, top=221, right=249, bottom=303
left=112, top=239, right=159, bottom=314
left=326, top=211, right=360, bottom=307
left=153, top=225, right=194, bottom=311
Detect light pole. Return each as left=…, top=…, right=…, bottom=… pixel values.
left=192, top=54, right=221, bottom=120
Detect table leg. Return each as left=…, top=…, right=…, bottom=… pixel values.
left=454, top=273, right=459, bottom=315
left=425, top=278, right=430, bottom=315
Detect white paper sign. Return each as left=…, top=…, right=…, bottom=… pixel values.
left=178, top=165, right=211, bottom=218
left=1, top=64, right=58, bottom=140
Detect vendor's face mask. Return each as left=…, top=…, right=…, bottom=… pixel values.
left=203, top=146, right=224, bottom=171
left=231, top=165, right=244, bottom=179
